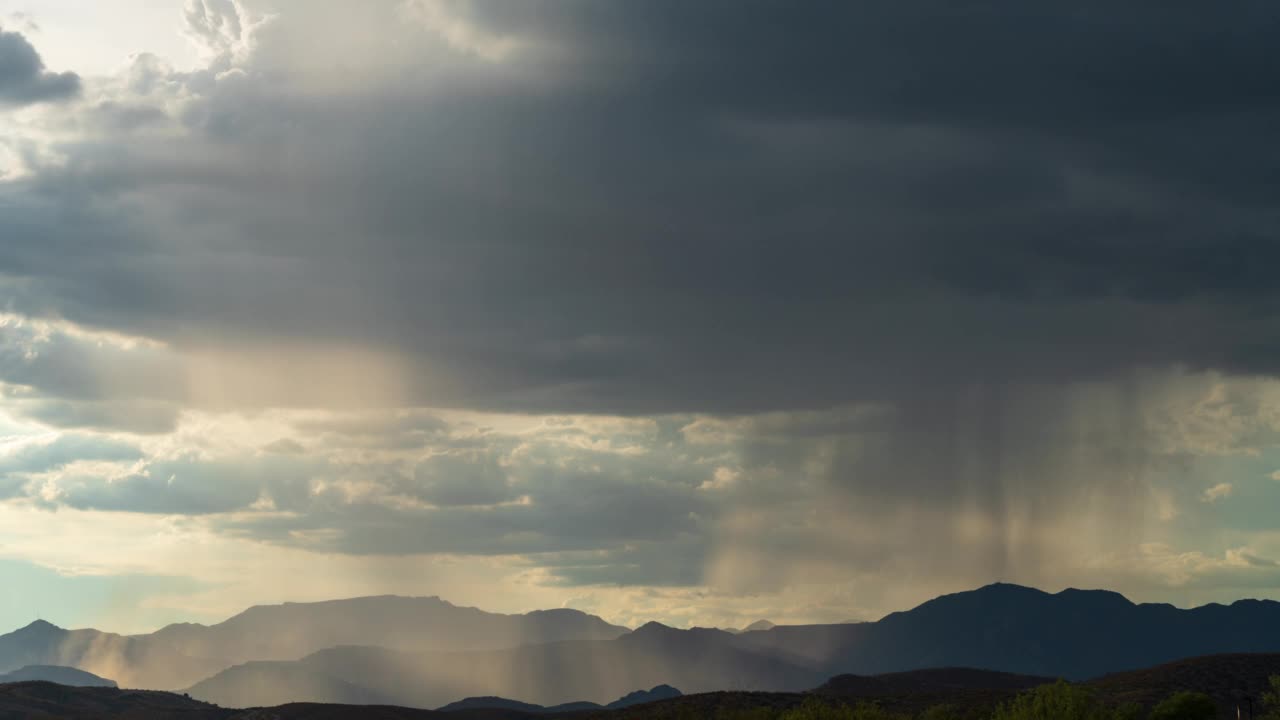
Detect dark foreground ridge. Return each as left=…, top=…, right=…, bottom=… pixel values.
left=0, top=681, right=227, bottom=719
left=3, top=654, right=1279, bottom=719
left=0, top=665, right=115, bottom=688
left=438, top=685, right=682, bottom=713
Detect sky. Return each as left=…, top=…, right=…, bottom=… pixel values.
left=1, top=0, right=1280, bottom=635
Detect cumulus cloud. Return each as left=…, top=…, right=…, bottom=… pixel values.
left=0, top=28, right=79, bottom=106
left=182, top=0, right=264, bottom=63
left=0, top=375, right=1269, bottom=603
left=1202, top=482, right=1234, bottom=503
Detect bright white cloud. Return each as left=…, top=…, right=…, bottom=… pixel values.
left=1201, top=482, right=1234, bottom=503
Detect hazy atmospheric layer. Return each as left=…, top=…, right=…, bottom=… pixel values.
left=1, top=0, right=1280, bottom=633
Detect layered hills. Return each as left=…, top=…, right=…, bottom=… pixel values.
left=3, top=583, right=1280, bottom=710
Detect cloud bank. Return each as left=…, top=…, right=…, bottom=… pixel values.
left=0, top=0, right=1279, bottom=628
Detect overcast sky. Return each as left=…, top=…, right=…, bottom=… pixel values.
left=1, top=0, right=1280, bottom=634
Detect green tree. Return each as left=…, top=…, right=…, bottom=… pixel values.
left=1261, top=675, right=1280, bottom=720
left=780, top=697, right=853, bottom=720
left=850, top=700, right=901, bottom=720
left=778, top=697, right=905, bottom=720
left=1148, top=692, right=1215, bottom=720
left=716, top=708, right=779, bottom=720
left=1110, top=702, right=1144, bottom=720
left=993, top=680, right=1112, bottom=720
left=917, top=704, right=963, bottom=720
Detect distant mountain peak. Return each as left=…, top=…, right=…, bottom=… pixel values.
left=974, top=582, right=1050, bottom=595
left=1055, top=587, right=1135, bottom=607
left=14, top=619, right=61, bottom=634
left=436, top=695, right=546, bottom=713
left=626, top=621, right=737, bottom=649
left=922, top=582, right=1142, bottom=610
left=966, top=582, right=1135, bottom=605
left=269, top=593, right=450, bottom=608
left=606, top=683, right=683, bottom=709
left=1232, top=598, right=1280, bottom=607
left=1056, top=586, right=1127, bottom=596
left=525, top=607, right=590, bottom=618
left=744, top=619, right=776, bottom=632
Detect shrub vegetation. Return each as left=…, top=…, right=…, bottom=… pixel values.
left=575, top=674, right=1280, bottom=720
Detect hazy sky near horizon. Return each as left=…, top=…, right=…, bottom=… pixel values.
left=2, top=0, right=1280, bottom=634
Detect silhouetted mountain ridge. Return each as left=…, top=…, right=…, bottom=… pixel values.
left=815, top=667, right=1055, bottom=696
left=7, top=582, right=1280, bottom=708
left=606, top=684, right=682, bottom=708
left=733, top=582, right=1280, bottom=680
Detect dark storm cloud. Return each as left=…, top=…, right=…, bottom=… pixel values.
left=0, top=4, right=1268, bottom=505
left=413, top=451, right=517, bottom=507
left=4, top=0, right=1280, bottom=416
left=470, top=1, right=1280, bottom=123
left=0, top=28, right=79, bottom=105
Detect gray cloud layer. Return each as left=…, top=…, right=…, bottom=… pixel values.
left=1, top=2, right=1280, bottom=617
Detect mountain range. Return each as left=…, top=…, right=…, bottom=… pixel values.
left=3, top=583, right=1280, bottom=709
